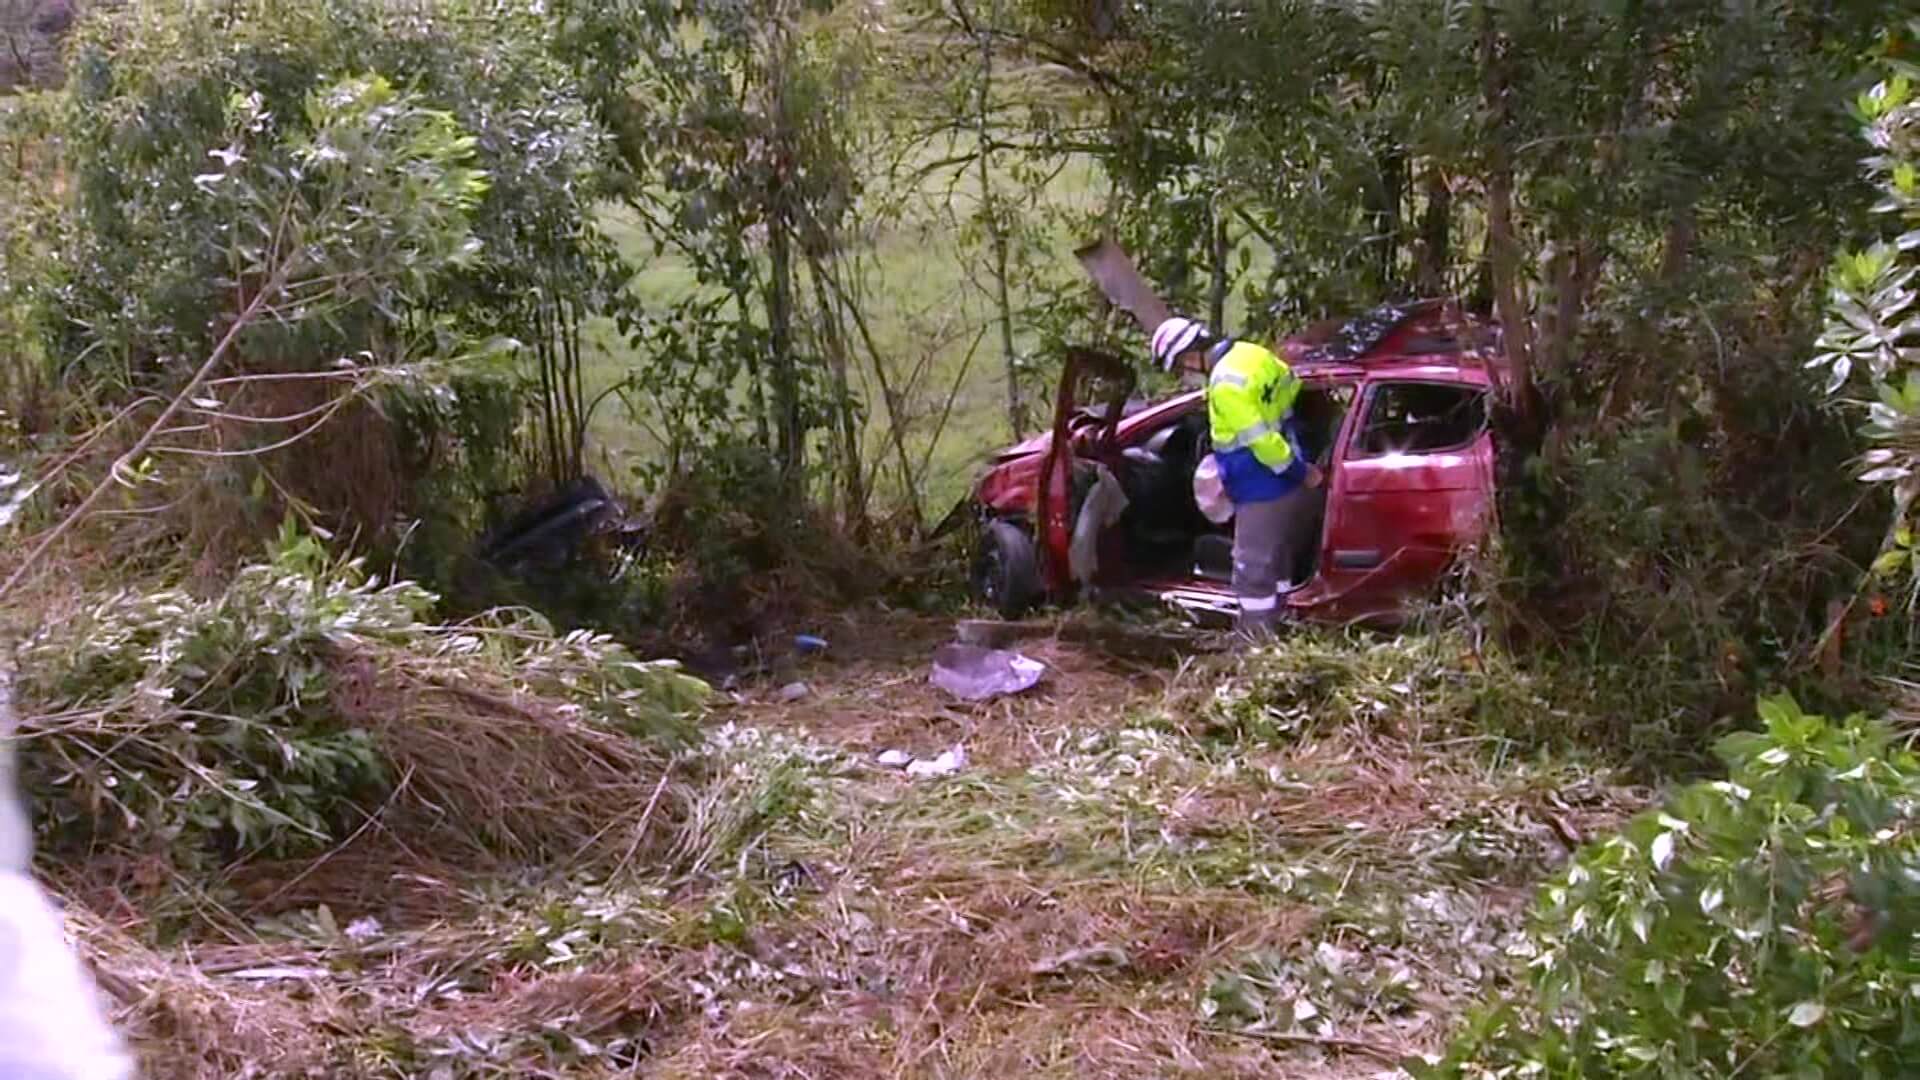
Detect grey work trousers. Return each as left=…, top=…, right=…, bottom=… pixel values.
left=1231, top=485, right=1320, bottom=634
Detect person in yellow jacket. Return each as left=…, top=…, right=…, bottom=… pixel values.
left=1151, top=316, right=1323, bottom=636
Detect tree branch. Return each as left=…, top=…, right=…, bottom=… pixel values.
left=0, top=279, right=280, bottom=601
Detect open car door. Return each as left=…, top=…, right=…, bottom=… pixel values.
left=1035, top=346, right=1136, bottom=593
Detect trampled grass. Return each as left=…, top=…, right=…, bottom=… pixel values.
left=73, top=611, right=1648, bottom=1079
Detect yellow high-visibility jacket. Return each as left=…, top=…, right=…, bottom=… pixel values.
left=1208, top=340, right=1308, bottom=503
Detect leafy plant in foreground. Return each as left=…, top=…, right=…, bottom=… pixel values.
left=10, top=523, right=707, bottom=868
left=1422, top=696, right=1920, bottom=1078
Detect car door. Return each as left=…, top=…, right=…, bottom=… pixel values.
left=1318, top=378, right=1494, bottom=593
left=1035, top=347, right=1137, bottom=591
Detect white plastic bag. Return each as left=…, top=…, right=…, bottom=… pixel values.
left=1193, top=454, right=1234, bottom=524
left=929, top=644, right=1046, bottom=701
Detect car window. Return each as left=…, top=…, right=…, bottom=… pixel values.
left=1350, top=382, right=1486, bottom=456
left=1293, top=383, right=1354, bottom=465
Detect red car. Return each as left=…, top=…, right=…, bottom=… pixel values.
left=959, top=301, right=1500, bottom=625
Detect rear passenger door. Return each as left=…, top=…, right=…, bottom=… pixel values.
left=1319, top=379, right=1493, bottom=584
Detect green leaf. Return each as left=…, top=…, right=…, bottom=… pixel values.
left=1759, top=694, right=1803, bottom=739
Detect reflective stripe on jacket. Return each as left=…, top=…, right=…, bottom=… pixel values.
left=1208, top=341, right=1308, bottom=503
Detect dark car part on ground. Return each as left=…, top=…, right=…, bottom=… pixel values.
left=479, top=476, right=633, bottom=573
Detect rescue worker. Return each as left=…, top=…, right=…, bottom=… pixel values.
left=1151, top=316, right=1322, bottom=637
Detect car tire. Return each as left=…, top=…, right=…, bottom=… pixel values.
left=972, top=519, right=1041, bottom=618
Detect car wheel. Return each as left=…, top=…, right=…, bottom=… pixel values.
left=972, top=519, right=1041, bottom=618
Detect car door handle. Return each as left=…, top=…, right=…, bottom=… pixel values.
left=1331, top=549, right=1382, bottom=569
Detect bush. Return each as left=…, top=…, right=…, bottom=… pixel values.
left=1421, top=696, right=1920, bottom=1078
left=11, top=523, right=708, bottom=870
left=0, top=0, right=628, bottom=578
left=1490, top=299, right=1883, bottom=767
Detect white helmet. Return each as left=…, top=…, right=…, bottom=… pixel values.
left=1150, top=316, right=1209, bottom=371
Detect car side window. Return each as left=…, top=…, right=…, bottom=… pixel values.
left=1292, top=384, right=1355, bottom=465
left=1350, top=382, right=1486, bottom=457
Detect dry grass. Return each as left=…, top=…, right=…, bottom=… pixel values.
left=334, top=644, right=688, bottom=868
left=729, top=609, right=1189, bottom=770
left=41, top=609, right=1648, bottom=1079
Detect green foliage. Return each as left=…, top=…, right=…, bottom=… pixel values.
left=1423, top=696, right=1920, bottom=1078
left=1817, top=33, right=1920, bottom=605
left=14, top=524, right=426, bottom=862
left=11, top=522, right=707, bottom=867
left=1202, top=627, right=1561, bottom=750
left=565, top=0, right=878, bottom=499
left=8, top=0, right=625, bottom=560
left=1493, top=304, right=1879, bottom=763
left=1203, top=886, right=1516, bottom=1044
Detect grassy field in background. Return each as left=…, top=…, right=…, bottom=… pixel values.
left=578, top=147, right=1108, bottom=518
left=578, top=133, right=1277, bottom=520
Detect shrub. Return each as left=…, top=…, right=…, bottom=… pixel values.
left=10, top=523, right=708, bottom=869
left=1421, top=695, right=1920, bottom=1078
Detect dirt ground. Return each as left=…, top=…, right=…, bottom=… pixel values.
left=76, top=608, right=1645, bottom=1079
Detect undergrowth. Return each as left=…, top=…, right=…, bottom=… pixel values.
left=1195, top=626, right=1567, bottom=752
left=1423, top=695, right=1920, bottom=1078
left=11, top=522, right=708, bottom=872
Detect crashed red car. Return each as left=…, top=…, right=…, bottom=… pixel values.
left=960, top=300, right=1500, bottom=625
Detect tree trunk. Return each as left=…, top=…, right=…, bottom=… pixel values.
left=976, top=0, right=1023, bottom=436
left=1087, top=0, right=1120, bottom=40
left=1659, top=204, right=1696, bottom=284
left=808, top=254, right=866, bottom=532
left=1539, top=242, right=1598, bottom=382
left=769, top=205, right=803, bottom=498
left=767, top=12, right=804, bottom=500
left=820, top=258, right=921, bottom=532
left=1208, top=210, right=1230, bottom=331
left=734, top=281, right=773, bottom=450
left=1367, top=148, right=1405, bottom=293
left=1478, top=7, right=1535, bottom=429
left=1414, top=167, right=1452, bottom=297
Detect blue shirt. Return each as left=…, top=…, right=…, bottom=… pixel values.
left=1215, top=417, right=1309, bottom=504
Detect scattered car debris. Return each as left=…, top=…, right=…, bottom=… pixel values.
left=793, top=634, right=829, bottom=655
left=874, top=745, right=967, bottom=777
left=929, top=643, right=1046, bottom=701
left=224, top=966, right=330, bottom=983
left=1031, top=943, right=1131, bottom=977
left=905, top=744, right=967, bottom=778
left=0, top=465, right=36, bottom=531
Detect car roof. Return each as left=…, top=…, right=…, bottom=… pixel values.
left=1295, top=356, right=1494, bottom=386
left=995, top=301, right=1500, bottom=459
left=1280, top=299, right=1501, bottom=383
